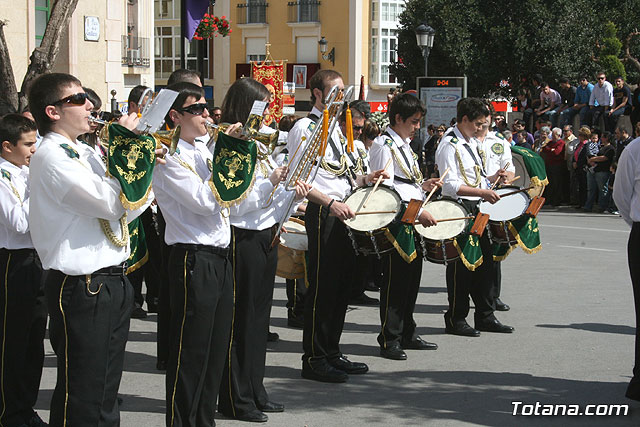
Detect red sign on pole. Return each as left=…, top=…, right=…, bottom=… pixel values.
left=369, top=102, right=388, bottom=113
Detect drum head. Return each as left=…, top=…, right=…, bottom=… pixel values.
left=280, top=218, right=308, bottom=251
left=416, top=199, right=468, bottom=240
left=344, top=186, right=401, bottom=232
left=479, top=186, right=530, bottom=221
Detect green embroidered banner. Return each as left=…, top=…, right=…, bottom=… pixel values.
left=508, top=216, right=542, bottom=254
left=492, top=243, right=515, bottom=261
left=105, top=123, right=156, bottom=210
left=208, top=131, right=257, bottom=208
left=126, top=217, right=148, bottom=274
left=383, top=205, right=417, bottom=263
left=511, top=145, right=549, bottom=187
left=453, top=221, right=483, bottom=271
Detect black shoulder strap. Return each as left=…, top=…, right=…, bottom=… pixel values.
left=383, top=131, right=416, bottom=176
left=461, top=143, right=487, bottom=177
left=307, top=112, right=320, bottom=121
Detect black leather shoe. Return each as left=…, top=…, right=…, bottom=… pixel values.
left=445, top=322, right=481, bottom=337
left=349, top=293, right=379, bottom=306
left=131, top=306, right=147, bottom=319
left=301, top=359, right=348, bottom=383
left=267, top=331, right=279, bottom=342
left=495, top=298, right=510, bottom=311
left=475, top=318, right=514, bottom=333
left=234, top=410, right=268, bottom=423
left=257, top=401, right=284, bottom=413
left=380, top=342, right=407, bottom=360
left=328, top=355, right=369, bottom=374
left=287, top=316, right=304, bottom=329
left=401, top=336, right=438, bottom=350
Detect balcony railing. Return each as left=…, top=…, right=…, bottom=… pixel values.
left=287, top=1, right=320, bottom=23
left=236, top=2, right=269, bottom=25
left=122, top=35, right=150, bottom=67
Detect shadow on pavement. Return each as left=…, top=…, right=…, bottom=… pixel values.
left=537, top=323, right=635, bottom=336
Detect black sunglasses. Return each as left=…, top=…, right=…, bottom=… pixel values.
left=352, top=125, right=364, bottom=132
left=52, top=92, right=89, bottom=106
left=178, top=103, right=208, bottom=116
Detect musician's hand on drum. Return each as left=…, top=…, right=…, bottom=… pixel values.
left=269, top=166, right=288, bottom=186
left=481, top=189, right=501, bottom=204
left=489, top=169, right=508, bottom=186
left=281, top=225, right=289, bottom=234
left=418, top=210, right=438, bottom=227
left=293, top=180, right=313, bottom=201
left=154, top=147, right=168, bottom=165
left=330, top=201, right=355, bottom=221
left=421, top=178, right=442, bottom=192
left=118, top=112, right=141, bottom=134
left=367, top=169, right=390, bottom=185
left=224, top=122, right=245, bottom=139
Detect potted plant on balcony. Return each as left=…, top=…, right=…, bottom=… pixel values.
left=193, top=14, right=232, bottom=40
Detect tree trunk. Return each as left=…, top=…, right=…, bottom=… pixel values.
left=16, top=0, right=80, bottom=111
left=0, top=21, right=19, bottom=113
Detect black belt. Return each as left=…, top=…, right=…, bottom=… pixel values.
left=93, top=262, right=127, bottom=276
left=0, top=247, right=37, bottom=255
left=174, top=243, right=230, bottom=258
left=394, top=176, right=418, bottom=185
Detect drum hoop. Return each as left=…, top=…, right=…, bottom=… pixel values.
left=417, top=198, right=470, bottom=240
left=343, top=184, right=403, bottom=231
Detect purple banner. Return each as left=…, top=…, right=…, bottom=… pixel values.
left=183, top=0, right=211, bottom=41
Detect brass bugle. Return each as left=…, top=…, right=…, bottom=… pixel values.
left=88, top=116, right=109, bottom=126
left=204, top=121, right=279, bottom=148
left=153, top=126, right=181, bottom=155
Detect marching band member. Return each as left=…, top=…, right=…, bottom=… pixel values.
left=218, top=78, right=311, bottom=423
left=369, top=93, right=440, bottom=360
left=435, top=98, right=514, bottom=337
left=287, top=70, right=387, bottom=383
left=28, top=73, right=158, bottom=426
left=476, top=108, right=516, bottom=313
left=0, top=114, right=47, bottom=427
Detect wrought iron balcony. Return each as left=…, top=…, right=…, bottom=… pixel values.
left=122, top=35, right=150, bottom=67
left=287, top=1, right=320, bottom=23
left=236, top=2, right=269, bottom=25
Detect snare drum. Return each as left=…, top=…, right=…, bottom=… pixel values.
left=479, top=186, right=531, bottom=245
left=415, top=199, right=469, bottom=264
left=276, top=217, right=307, bottom=279
left=343, top=185, right=402, bottom=257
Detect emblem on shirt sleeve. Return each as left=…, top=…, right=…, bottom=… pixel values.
left=307, top=121, right=316, bottom=132
left=496, top=132, right=505, bottom=140
left=1, top=169, right=10, bottom=181
left=59, top=143, right=79, bottom=159
left=450, top=136, right=459, bottom=144
left=207, top=158, right=213, bottom=172
left=491, top=142, right=504, bottom=155
left=384, top=138, right=393, bottom=147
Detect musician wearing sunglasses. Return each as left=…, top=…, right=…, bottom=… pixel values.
left=26, top=73, right=162, bottom=426
left=435, top=97, right=514, bottom=338
left=369, top=93, right=441, bottom=361
left=286, top=70, right=388, bottom=383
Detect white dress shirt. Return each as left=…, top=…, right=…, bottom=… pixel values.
left=0, top=157, right=33, bottom=249
left=29, top=132, right=150, bottom=275
left=436, top=126, right=490, bottom=200
left=370, top=127, right=424, bottom=203
left=613, top=137, right=640, bottom=226
left=230, top=142, right=299, bottom=230
left=589, top=81, right=614, bottom=107
left=481, top=131, right=516, bottom=176
left=286, top=106, right=353, bottom=200
left=152, top=138, right=230, bottom=247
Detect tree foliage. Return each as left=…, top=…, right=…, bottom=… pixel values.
left=392, top=0, right=640, bottom=97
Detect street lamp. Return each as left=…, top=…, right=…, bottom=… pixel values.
left=415, top=23, right=435, bottom=77
left=318, top=36, right=335, bottom=66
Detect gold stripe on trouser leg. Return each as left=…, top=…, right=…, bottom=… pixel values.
left=58, top=275, right=69, bottom=427
left=380, top=255, right=392, bottom=349
left=170, top=252, right=189, bottom=426
left=227, top=230, right=237, bottom=417
left=0, top=254, right=11, bottom=427
left=450, top=262, right=457, bottom=328
left=310, top=206, right=323, bottom=360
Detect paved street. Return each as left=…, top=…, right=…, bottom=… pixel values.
left=36, top=208, right=640, bottom=426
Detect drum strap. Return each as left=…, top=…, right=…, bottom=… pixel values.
left=382, top=131, right=419, bottom=184
left=462, top=143, right=487, bottom=177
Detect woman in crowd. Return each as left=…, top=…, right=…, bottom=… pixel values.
left=541, top=127, right=566, bottom=206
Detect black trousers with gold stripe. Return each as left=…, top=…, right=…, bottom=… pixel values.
left=45, top=267, right=133, bottom=427
left=302, top=202, right=356, bottom=362
left=0, top=248, right=45, bottom=427
left=165, top=245, right=232, bottom=427
left=219, top=226, right=277, bottom=417
left=377, top=244, right=422, bottom=349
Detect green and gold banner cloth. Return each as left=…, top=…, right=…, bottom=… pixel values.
left=511, top=145, right=549, bottom=187
left=453, top=222, right=483, bottom=271
left=125, top=217, right=148, bottom=274
left=493, top=242, right=515, bottom=261
left=383, top=205, right=417, bottom=263
left=208, top=131, right=257, bottom=208
left=508, top=216, right=542, bottom=254
left=105, top=123, right=156, bottom=210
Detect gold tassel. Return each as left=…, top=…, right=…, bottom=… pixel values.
left=345, top=107, right=354, bottom=153
left=320, top=108, right=329, bottom=156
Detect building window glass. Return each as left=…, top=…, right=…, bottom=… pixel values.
left=370, top=0, right=401, bottom=85
left=35, top=0, right=50, bottom=47
left=154, top=0, right=178, bottom=19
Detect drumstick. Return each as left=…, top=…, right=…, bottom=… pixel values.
left=354, top=210, right=398, bottom=215
left=490, top=162, right=510, bottom=190
left=282, top=230, right=306, bottom=235
left=414, top=216, right=474, bottom=224
left=361, top=157, right=393, bottom=209
left=504, top=175, right=521, bottom=185
left=422, top=168, right=449, bottom=208
left=498, top=186, right=534, bottom=198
